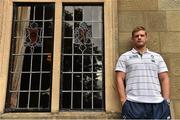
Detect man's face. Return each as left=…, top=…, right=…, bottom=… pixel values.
left=132, top=30, right=147, bottom=49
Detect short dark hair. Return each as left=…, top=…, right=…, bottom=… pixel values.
left=132, top=26, right=147, bottom=37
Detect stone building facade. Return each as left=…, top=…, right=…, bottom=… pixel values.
left=0, top=0, right=180, bottom=119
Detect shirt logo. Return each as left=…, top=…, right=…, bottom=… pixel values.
left=129, top=55, right=138, bottom=59
left=151, top=55, right=155, bottom=63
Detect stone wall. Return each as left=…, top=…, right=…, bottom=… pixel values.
left=117, top=0, right=180, bottom=118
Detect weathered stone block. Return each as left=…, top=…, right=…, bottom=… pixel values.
left=160, top=32, right=180, bottom=53
left=173, top=101, right=180, bottom=118
left=170, top=76, right=180, bottom=99
left=118, top=32, right=132, bottom=53
left=147, top=32, right=160, bottom=52
left=170, top=57, right=180, bottom=76
left=118, top=12, right=144, bottom=31
left=118, top=0, right=158, bottom=11
left=159, top=0, right=180, bottom=10
left=144, top=12, right=166, bottom=31
left=167, top=11, right=180, bottom=31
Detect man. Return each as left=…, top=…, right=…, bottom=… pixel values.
left=115, top=26, right=171, bottom=119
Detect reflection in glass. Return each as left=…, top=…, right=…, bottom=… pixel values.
left=62, top=92, right=71, bottom=108
left=41, top=73, right=51, bottom=90
left=19, top=92, right=28, bottom=108
left=64, top=22, right=73, bottom=37
left=29, top=92, right=39, bottom=107
left=44, top=22, right=54, bottom=36
left=43, top=38, right=53, bottom=53
left=93, top=73, right=102, bottom=90
left=40, top=92, right=50, bottom=108
left=84, top=55, right=92, bottom=72
left=93, top=38, right=102, bottom=54
left=93, top=92, right=102, bottom=108
left=62, top=74, right=72, bottom=90
left=35, top=5, right=43, bottom=20
left=73, top=92, right=81, bottom=108
left=32, top=55, right=41, bottom=71
left=73, top=74, right=82, bottom=90
left=45, top=5, right=54, bottom=20
left=83, top=6, right=92, bottom=21
left=92, top=23, right=102, bottom=37
left=83, top=74, right=92, bottom=90
left=92, top=6, right=102, bottom=21
left=63, top=38, right=72, bottom=54
left=73, top=55, right=82, bottom=72
left=63, top=56, right=72, bottom=72
left=74, top=7, right=83, bottom=21
left=83, top=92, right=92, bottom=108
left=31, top=73, right=40, bottom=90
left=93, top=56, right=102, bottom=72
left=20, top=73, right=30, bottom=90
left=64, top=6, right=73, bottom=21
left=22, top=55, right=31, bottom=71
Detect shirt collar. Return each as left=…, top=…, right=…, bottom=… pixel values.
left=131, top=48, right=150, bottom=54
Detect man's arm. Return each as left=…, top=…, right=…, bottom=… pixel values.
left=159, top=72, right=170, bottom=100
left=116, top=71, right=126, bottom=105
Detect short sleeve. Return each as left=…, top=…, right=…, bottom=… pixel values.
left=115, top=55, right=126, bottom=72
left=158, top=55, right=168, bottom=73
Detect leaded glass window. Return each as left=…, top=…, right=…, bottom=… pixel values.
left=5, top=3, right=54, bottom=112
left=61, top=5, right=104, bottom=110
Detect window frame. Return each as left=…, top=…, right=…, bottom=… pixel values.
left=0, top=0, right=119, bottom=115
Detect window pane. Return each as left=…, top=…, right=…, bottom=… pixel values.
left=74, top=7, right=83, bottom=21
left=93, top=92, right=103, bottom=108
left=31, top=73, right=40, bottom=90
left=93, top=38, right=103, bottom=54
left=43, top=38, right=53, bottom=53
left=83, top=6, right=92, bottom=21
left=64, top=22, right=73, bottom=37
left=92, top=6, right=102, bottom=21
left=45, top=5, right=54, bottom=20
left=93, top=73, right=103, bottom=90
left=6, top=3, right=54, bottom=112
left=32, top=55, right=41, bottom=71
left=73, top=55, right=82, bottom=72
left=63, top=38, right=72, bottom=54
left=83, top=73, right=92, bottom=90
left=93, top=56, right=103, bottom=72
left=20, top=73, right=30, bottom=90
left=19, top=92, right=28, bottom=108
left=62, top=74, right=72, bottom=90
left=73, top=92, right=81, bottom=108
left=83, top=55, right=92, bottom=72
left=41, top=73, right=51, bottom=90
left=63, top=56, right=72, bottom=72
left=83, top=92, right=92, bottom=108
left=29, top=92, right=39, bottom=107
left=40, top=92, right=50, bottom=108
left=73, top=74, right=82, bottom=90
left=61, top=92, right=71, bottom=109
left=64, top=6, right=73, bottom=21
left=92, top=23, right=103, bottom=37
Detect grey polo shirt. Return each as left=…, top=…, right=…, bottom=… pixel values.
left=115, top=48, right=168, bottom=103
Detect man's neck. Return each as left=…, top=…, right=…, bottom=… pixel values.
left=134, top=47, right=147, bottom=54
